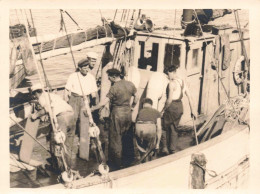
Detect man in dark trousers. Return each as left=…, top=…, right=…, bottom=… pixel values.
left=135, top=98, right=162, bottom=162
left=91, top=68, right=139, bottom=170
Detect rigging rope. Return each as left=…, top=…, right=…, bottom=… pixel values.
left=125, top=9, right=130, bottom=27
left=28, top=10, right=52, bottom=91
left=173, top=9, right=177, bottom=36
left=24, top=9, right=70, bottom=174
left=234, top=10, right=250, bottom=93
left=113, top=9, right=118, bottom=21
left=60, top=9, right=99, bottom=172
left=192, top=9, right=248, bottom=126
left=10, top=116, right=50, bottom=153
left=61, top=9, right=83, bottom=30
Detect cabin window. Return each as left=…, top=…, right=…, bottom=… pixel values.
left=192, top=49, right=199, bottom=68
left=163, top=44, right=181, bottom=73
left=138, top=41, right=159, bottom=71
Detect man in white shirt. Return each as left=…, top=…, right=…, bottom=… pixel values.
left=64, top=58, right=98, bottom=160
left=86, top=51, right=98, bottom=70
left=30, top=83, right=74, bottom=172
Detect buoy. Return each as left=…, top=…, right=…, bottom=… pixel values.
left=89, top=125, right=100, bottom=138
left=98, top=164, right=109, bottom=175
left=54, top=131, right=66, bottom=144
left=61, top=171, right=74, bottom=183
left=233, top=55, right=245, bottom=85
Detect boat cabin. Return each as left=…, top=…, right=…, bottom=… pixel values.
left=131, top=28, right=249, bottom=125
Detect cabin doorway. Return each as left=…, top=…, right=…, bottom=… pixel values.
left=185, top=44, right=204, bottom=116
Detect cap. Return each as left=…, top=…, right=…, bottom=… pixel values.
left=31, top=83, right=42, bottom=92
left=106, top=68, right=121, bottom=76
left=78, top=58, right=90, bottom=67
left=86, top=51, right=98, bottom=59
left=143, top=98, right=153, bottom=105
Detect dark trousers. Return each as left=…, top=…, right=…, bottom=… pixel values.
left=108, top=106, right=134, bottom=170
left=162, top=100, right=183, bottom=152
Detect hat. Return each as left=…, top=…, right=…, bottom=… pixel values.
left=78, top=58, right=90, bottom=67
left=86, top=52, right=98, bottom=59
left=31, top=83, right=42, bottom=92
left=106, top=68, right=121, bottom=76
left=143, top=98, right=153, bottom=105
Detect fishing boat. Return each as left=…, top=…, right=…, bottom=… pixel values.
left=9, top=9, right=250, bottom=189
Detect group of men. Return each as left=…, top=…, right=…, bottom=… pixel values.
left=30, top=51, right=196, bottom=173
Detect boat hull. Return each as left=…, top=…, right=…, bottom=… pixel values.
left=45, top=124, right=249, bottom=189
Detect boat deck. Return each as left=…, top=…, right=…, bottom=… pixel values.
left=10, top=122, right=196, bottom=188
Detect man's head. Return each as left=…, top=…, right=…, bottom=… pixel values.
left=31, top=83, right=43, bottom=99
left=86, top=52, right=98, bottom=69
left=106, top=68, right=121, bottom=83
left=167, top=65, right=179, bottom=79
left=142, top=98, right=153, bottom=108
left=78, top=58, right=91, bottom=76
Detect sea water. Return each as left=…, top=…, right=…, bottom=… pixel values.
left=9, top=9, right=249, bottom=88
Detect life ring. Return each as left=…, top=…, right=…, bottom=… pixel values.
left=233, top=56, right=245, bottom=85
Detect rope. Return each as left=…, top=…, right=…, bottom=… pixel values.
left=60, top=10, right=98, bottom=172
left=125, top=9, right=130, bottom=27
left=25, top=9, right=71, bottom=175
left=28, top=10, right=52, bottom=91
left=234, top=10, right=250, bottom=93
left=24, top=10, right=32, bottom=29
left=120, top=9, right=125, bottom=22
left=191, top=161, right=218, bottom=178
left=15, top=9, right=21, bottom=24
left=234, top=10, right=249, bottom=66
left=173, top=9, right=177, bottom=36
left=192, top=9, right=242, bottom=120
left=113, top=9, right=118, bottom=21
left=138, top=9, right=142, bottom=18
left=62, top=9, right=82, bottom=30
left=27, top=10, right=57, bottom=130
left=10, top=116, right=50, bottom=153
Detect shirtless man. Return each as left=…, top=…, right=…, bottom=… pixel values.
left=162, top=65, right=197, bottom=154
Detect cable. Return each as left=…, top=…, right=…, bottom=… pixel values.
left=113, top=9, right=118, bottom=21
left=192, top=9, right=246, bottom=123
left=10, top=116, right=50, bottom=153
left=28, top=10, right=52, bottom=91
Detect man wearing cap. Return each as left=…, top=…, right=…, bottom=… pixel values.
left=91, top=68, right=139, bottom=170
left=30, top=83, right=74, bottom=172
left=86, top=51, right=98, bottom=70
left=64, top=58, right=98, bottom=160
left=135, top=98, right=162, bottom=162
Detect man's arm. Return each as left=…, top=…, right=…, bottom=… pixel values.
left=91, top=97, right=110, bottom=112
left=31, top=109, right=46, bottom=120
left=131, top=92, right=139, bottom=109
left=91, top=91, right=100, bottom=105
left=156, top=117, right=162, bottom=149
left=161, top=82, right=173, bottom=114
left=64, top=89, right=71, bottom=103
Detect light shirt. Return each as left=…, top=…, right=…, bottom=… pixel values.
left=146, top=72, right=169, bottom=111
left=65, top=72, right=98, bottom=96
left=39, top=93, right=73, bottom=116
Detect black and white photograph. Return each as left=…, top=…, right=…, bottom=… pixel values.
left=2, top=2, right=258, bottom=190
